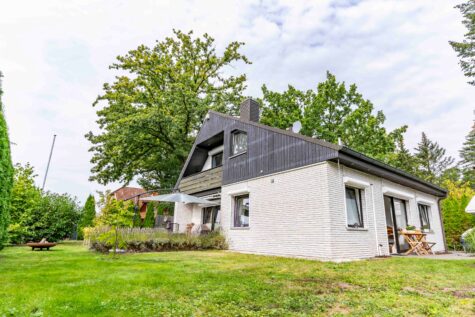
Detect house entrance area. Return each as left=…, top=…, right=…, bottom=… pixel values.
left=384, top=196, right=409, bottom=254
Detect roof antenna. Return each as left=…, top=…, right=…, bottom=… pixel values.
left=42, top=134, right=57, bottom=191
left=291, top=121, right=302, bottom=133
left=338, top=137, right=344, bottom=146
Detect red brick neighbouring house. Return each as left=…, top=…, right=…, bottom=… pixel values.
left=110, top=187, right=154, bottom=219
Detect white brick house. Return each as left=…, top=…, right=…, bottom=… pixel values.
left=173, top=99, right=447, bottom=261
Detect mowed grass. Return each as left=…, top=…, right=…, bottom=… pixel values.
left=0, top=242, right=474, bottom=316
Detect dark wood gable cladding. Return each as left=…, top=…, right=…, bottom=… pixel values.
left=176, top=111, right=339, bottom=192
left=176, top=109, right=446, bottom=197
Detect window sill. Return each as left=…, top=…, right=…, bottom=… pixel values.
left=346, top=227, right=368, bottom=232
left=229, top=151, right=247, bottom=159
left=230, top=227, right=250, bottom=230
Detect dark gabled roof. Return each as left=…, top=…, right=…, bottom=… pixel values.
left=175, top=110, right=447, bottom=198
left=208, top=110, right=342, bottom=151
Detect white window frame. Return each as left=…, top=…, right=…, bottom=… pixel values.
left=417, top=203, right=432, bottom=232
left=229, top=189, right=250, bottom=230
left=343, top=177, right=369, bottom=231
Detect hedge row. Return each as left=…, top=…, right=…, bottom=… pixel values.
left=84, top=226, right=227, bottom=253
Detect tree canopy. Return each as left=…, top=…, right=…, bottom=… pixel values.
left=450, top=0, right=475, bottom=86
left=87, top=30, right=250, bottom=189
left=260, top=71, right=407, bottom=161
left=0, top=72, right=13, bottom=249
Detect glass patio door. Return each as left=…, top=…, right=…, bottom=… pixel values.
left=202, top=206, right=221, bottom=231
left=384, top=196, right=409, bottom=253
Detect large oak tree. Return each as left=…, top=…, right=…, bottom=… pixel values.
left=260, top=71, right=407, bottom=162
left=87, top=30, right=250, bottom=189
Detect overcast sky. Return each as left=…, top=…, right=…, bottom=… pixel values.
left=1, top=0, right=473, bottom=203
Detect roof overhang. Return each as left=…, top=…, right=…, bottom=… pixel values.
left=334, top=147, right=447, bottom=198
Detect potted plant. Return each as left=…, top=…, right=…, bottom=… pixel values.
left=406, top=225, right=416, bottom=231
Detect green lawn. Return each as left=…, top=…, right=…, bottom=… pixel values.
left=0, top=242, right=474, bottom=316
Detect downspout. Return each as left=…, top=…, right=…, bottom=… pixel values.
left=437, top=197, right=448, bottom=252
left=336, top=158, right=343, bottom=261
left=370, top=183, right=381, bottom=256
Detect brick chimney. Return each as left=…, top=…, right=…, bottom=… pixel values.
left=240, top=98, right=260, bottom=122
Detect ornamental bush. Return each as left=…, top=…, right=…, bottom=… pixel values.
left=84, top=226, right=227, bottom=253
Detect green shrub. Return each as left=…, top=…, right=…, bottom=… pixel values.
left=441, top=181, right=475, bottom=249
left=84, top=227, right=227, bottom=253
left=8, top=164, right=81, bottom=244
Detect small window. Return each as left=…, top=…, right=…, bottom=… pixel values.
left=345, top=187, right=364, bottom=228
left=418, top=204, right=431, bottom=231
left=231, top=131, right=247, bottom=156
left=233, top=194, right=249, bottom=228
left=211, top=152, right=223, bottom=168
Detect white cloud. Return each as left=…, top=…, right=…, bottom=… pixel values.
left=0, top=0, right=473, bottom=202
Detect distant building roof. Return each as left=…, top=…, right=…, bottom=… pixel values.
left=111, top=187, right=148, bottom=201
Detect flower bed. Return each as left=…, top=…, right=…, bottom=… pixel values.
left=84, top=227, right=227, bottom=253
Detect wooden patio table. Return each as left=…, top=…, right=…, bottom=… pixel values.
left=400, top=231, right=435, bottom=255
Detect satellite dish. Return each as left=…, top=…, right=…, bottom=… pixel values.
left=291, top=121, right=302, bottom=133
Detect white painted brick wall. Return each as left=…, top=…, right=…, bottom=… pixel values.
left=174, top=161, right=446, bottom=260
left=327, top=163, right=384, bottom=260
left=221, top=162, right=334, bottom=260
left=328, top=163, right=446, bottom=259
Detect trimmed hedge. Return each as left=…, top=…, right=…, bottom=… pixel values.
left=84, top=227, right=227, bottom=253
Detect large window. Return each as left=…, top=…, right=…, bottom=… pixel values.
left=231, top=131, right=247, bottom=156
left=211, top=152, right=223, bottom=168
left=345, top=187, right=364, bottom=228
left=233, top=194, right=249, bottom=228
left=418, top=204, right=431, bottom=231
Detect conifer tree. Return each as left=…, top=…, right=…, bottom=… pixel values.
left=449, top=0, right=475, bottom=86
left=414, top=132, right=454, bottom=184
left=386, top=138, right=418, bottom=175
left=143, top=202, right=155, bottom=228
left=0, top=72, right=14, bottom=249
left=460, top=127, right=475, bottom=185
left=78, top=195, right=96, bottom=239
